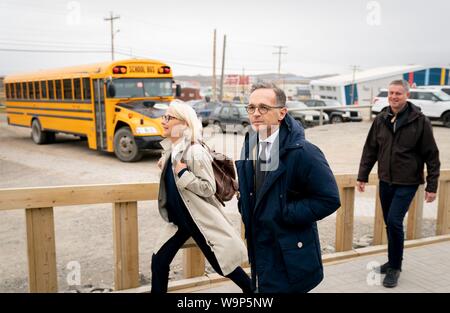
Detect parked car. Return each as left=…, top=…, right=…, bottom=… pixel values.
left=208, top=103, right=250, bottom=134
left=186, top=99, right=203, bottom=107
left=286, top=101, right=329, bottom=128
left=372, top=88, right=450, bottom=127
left=304, top=99, right=362, bottom=124
left=418, top=85, right=450, bottom=96
left=189, top=100, right=222, bottom=127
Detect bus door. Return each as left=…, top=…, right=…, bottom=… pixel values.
left=93, top=79, right=107, bottom=150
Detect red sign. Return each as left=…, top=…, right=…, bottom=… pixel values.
left=224, top=75, right=250, bottom=85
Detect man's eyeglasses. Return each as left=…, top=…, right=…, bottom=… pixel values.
left=245, top=104, right=285, bottom=114
left=161, top=114, right=179, bottom=122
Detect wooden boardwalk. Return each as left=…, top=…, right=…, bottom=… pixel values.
left=174, top=240, right=450, bottom=293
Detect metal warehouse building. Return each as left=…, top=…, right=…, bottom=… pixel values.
left=310, top=65, right=450, bottom=106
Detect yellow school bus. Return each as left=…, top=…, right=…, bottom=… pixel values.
left=4, top=59, right=180, bottom=161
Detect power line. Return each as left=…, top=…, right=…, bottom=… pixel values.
left=0, top=41, right=116, bottom=52
left=0, top=48, right=112, bottom=54
left=228, top=39, right=274, bottom=48
left=115, top=50, right=273, bottom=72
left=0, top=46, right=274, bottom=73
left=0, top=38, right=120, bottom=48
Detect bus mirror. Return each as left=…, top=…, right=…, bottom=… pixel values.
left=107, top=83, right=116, bottom=98
left=175, top=84, right=182, bottom=97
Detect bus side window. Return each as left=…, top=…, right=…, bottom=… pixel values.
left=74, top=78, right=82, bottom=100
left=63, top=79, right=73, bottom=100
left=22, top=82, right=28, bottom=99
left=41, top=81, right=48, bottom=99
left=5, top=83, right=10, bottom=99
left=55, top=80, right=62, bottom=100
left=34, top=81, right=40, bottom=100
left=16, top=83, right=21, bottom=99
left=28, top=82, right=34, bottom=100
left=83, top=78, right=91, bottom=101
left=48, top=81, right=55, bottom=100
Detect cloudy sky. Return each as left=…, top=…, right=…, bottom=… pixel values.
left=0, top=0, right=449, bottom=77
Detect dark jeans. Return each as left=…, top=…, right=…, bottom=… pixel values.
left=379, top=181, right=419, bottom=270
left=151, top=226, right=252, bottom=293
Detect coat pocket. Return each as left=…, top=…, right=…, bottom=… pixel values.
left=277, top=232, right=321, bottom=284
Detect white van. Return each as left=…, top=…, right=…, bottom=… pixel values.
left=418, top=85, right=450, bottom=96
left=371, top=88, right=450, bottom=127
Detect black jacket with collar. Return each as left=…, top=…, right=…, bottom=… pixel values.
left=236, top=114, right=340, bottom=292
left=358, top=102, right=440, bottom=192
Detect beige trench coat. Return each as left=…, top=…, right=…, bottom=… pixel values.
left=154, top=137, right=248, bottom=276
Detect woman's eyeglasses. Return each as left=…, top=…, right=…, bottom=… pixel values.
left=161, top=114, right=179, bottom=122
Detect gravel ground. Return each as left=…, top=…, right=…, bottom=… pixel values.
left=0, top=113, right=448, bottom=292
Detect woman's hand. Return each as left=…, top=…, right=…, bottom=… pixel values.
left=175, top=161, right=188, bottom=175
left=157, top=156, right=164, bottom=170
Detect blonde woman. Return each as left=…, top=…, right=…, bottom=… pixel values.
left=151, top=100, right=252, bottom=293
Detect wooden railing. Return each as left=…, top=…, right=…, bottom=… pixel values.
left=1, top=171, right=449, bottom=292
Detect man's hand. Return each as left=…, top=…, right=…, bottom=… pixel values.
left=425, top=191, right=436, bottom=203
left=175, top=161, right=187, bottom=175
left=356, top=181, right=366, bottom=192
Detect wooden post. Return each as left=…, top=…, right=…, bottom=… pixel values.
left=373, top=185, right=388, bottom=245
left=26, top=207, right=58, bottom=293
left=335, top=187, right=355, bottom=252
left=407, top=185, right=425, bottom=240
left=437, top=180, right=450, bottom=235
left=113, top=201, right=139, bottom=290
left=183, top=247, right=205, bottom=278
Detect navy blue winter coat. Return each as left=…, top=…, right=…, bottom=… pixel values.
left=236, top=113, right=341, bottom=293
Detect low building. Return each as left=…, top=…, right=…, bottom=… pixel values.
left=310, top=65, right=450, bottom=105
left=178, top=87, right=202, bottom=101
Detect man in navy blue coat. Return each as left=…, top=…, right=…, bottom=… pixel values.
left=236, top=82, right=341, bottom=293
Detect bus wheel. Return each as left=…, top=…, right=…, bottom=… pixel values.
left=31, top=119, right=49, bottom=144
left=46, top=132, right=56, bottom=143
left=114, top=127, right=143, bottom=162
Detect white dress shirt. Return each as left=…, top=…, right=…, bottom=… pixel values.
left=258, top=128, right=280, bottom=159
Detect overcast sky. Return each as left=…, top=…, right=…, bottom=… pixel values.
left=1, top=0, right=449, bottom=77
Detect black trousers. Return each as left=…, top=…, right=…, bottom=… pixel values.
left=151, top=224, right=252, bottom=293
left=379, top=181, right=419, bottom=270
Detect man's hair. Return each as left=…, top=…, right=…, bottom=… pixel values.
left=389, top=79, right=410, bottom=93
left=250, top=82, right=286, bottom=106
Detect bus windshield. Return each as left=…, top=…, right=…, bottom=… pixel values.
left=112, top=78, right=173, bottom=98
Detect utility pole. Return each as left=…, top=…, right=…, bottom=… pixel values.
left=212, top=29, right=217, bottom=101
left=273, top=45, right=287, bottom=84
left=219, top=34, right=227, bottom=102
left=350, top=65, right=361, bottom=105
left=104, top=12, right=120, bottom=61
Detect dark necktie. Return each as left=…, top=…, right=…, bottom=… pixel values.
left=255, top=141, right=269, bottom=194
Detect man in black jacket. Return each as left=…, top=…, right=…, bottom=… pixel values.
left=236, top=82, right=340, bottom=292
left=357, top=79, right=440, bottom=288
